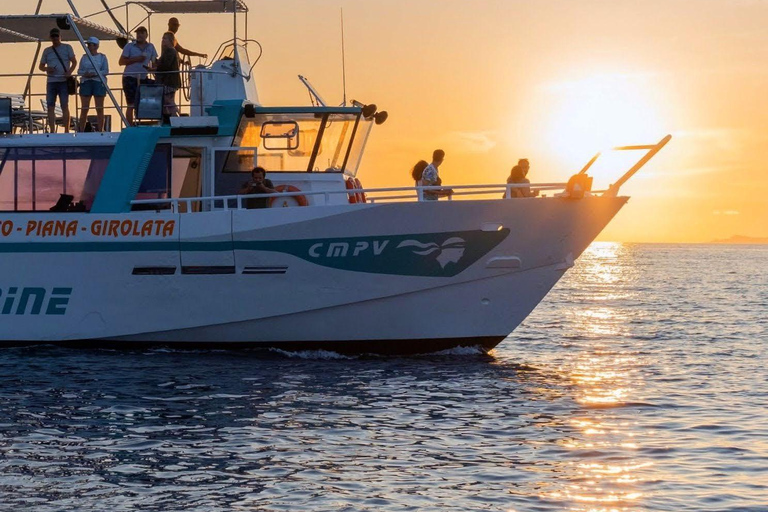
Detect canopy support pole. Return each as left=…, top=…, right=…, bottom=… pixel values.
left=66, top=14, right=128, bottom=128
left=23, top=41, right=42, bottom=131
left=98, top=0, right=129, bottom=35
left=66, top=0, right=82, bottom=18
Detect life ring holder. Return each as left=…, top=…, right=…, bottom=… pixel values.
left=269, top=185, right=309, bottom=207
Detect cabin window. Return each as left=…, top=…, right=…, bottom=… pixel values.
left=0, top=144, right=174, bottom=212
left=343, top=117, right=373, bottom=177
left=0, top=146, right=113, bottom=212
left=225, top=111, right=361, bottom=173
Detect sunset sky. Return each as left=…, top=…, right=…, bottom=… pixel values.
left=2, top=0, right=767, bottom=242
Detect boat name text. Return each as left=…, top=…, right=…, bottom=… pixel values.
left=0, top=287, right=72, bottom=316
left=0, top=219, right=176, bottom=239
left=308, top=240, right=389, bottom=258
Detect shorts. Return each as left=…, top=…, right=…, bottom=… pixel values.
left=122, top=76, right=139, bottom=105
left=123, top=76, right=155, bottom=106
left=46, top=81, right=69, bottom=108
left=79, top=80, right=107, bottom=98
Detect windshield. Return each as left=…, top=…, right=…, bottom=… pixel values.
left=227, top=111, right=362, bottom=173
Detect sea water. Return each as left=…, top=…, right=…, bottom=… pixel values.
left=0, top=243, right=766, bottom=511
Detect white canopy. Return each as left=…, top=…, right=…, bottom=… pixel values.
left=129, top=0, right=248, bottom=13
left=0, top=15, right=127, bottom=44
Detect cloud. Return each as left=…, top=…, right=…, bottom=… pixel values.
left=443, top=130, right=497, bottom=153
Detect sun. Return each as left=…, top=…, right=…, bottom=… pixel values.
left=540, top=73, right=666, bottom=165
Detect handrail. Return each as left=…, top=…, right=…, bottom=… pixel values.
left=0, top=67, right=243, bottom=133
left=129, top=182, right=571, bottom=213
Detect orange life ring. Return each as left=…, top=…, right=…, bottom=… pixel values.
left=353, top=178, right=367, bottom=203
left=345, top=178, right=359, bottom=203
left=269, top=185, right=309, bottom=207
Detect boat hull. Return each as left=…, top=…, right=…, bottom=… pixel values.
left=0, top=197, right=627, bottom=354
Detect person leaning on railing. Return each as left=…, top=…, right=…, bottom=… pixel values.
left=77, top=36, right=109, bottom=132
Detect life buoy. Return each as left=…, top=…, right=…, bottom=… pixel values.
left=268, top=185, right=309, bottom=208
left=345, top=178, right=358, bottom=203
left=353, top=178, right=367, bottom=203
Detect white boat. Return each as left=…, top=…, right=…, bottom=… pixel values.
left=0, top=1, right=670, bottom=354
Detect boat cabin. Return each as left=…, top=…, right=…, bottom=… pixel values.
left=0, top=101, right=374, bottom=213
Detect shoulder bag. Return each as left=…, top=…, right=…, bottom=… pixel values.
left=52, top=46, right=78, bottom=95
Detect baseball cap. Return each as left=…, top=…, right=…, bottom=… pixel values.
left=86, top=36, right=100, bottom=46
left=135, top=26, right=148, bottom=33
left=169, top=17, right=180, bottom=25
left=50, top=28, right=60, bottom=36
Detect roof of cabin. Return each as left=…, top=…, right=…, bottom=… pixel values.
left=128, top=0, right=248, bottom=13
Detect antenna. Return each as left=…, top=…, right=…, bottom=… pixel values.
left=298, top=75, right=328, bottom=107
left=340, top=8, right=347, bottom=107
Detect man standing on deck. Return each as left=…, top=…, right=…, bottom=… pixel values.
left=38, top=28, right=77, bottom=133
left=119, top=26, right=157, bottom=125
left=421, top=149, right=453, bottom=201
left=167, top=18, right=208, bottom=60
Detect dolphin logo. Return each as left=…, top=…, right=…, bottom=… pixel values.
left=397, top=237, right=467, bottom=268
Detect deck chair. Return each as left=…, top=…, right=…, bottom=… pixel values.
left=1, top=93, right=45, bottom=133
left=40, top=99, right=76, bottom=132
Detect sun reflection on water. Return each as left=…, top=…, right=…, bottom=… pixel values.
left=543, top=242, right=649, bottom=511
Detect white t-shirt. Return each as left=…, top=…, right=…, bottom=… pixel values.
left=121, top=41, right=157, bottom=80
left=40, top=44, right=75, bottom=83
left=78, top=53, right=109, bottom=82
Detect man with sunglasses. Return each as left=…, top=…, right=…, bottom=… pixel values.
left=38, top=28, right=77, bottom=133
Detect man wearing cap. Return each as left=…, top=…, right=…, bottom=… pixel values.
left=38, top=28, right=77, bottom=133
left=77, top=36, right=109, bottom=132
left=167, top=18, right=208, bottom=60
left=119, top=26, right=157, bottom=125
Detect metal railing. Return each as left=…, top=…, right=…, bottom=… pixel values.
left=1, top=68, right=233, bottom=134
left=129, top=182, right=583, bottom=213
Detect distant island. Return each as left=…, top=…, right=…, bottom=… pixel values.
left=711, top=235, right=768, bottom=245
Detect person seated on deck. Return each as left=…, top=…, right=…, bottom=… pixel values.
left=239, top=167, right=276, bottom=209
left=505, top=158, right=538, bottom=198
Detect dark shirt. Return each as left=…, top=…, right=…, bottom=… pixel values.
left=157, top=46, right=181, bottom=90
left=242, top=178, right=275, bottom=209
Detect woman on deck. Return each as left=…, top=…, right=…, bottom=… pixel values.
left=77, top=36, right=109, bottom=132
left=155, top=32, right=181, bottom=119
